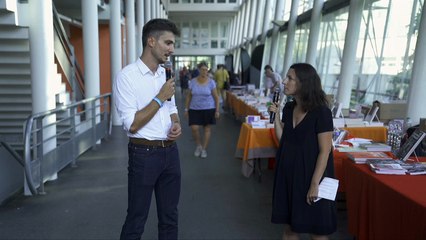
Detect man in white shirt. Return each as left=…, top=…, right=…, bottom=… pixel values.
left=264, top=65, right=282, bottom=96
left=114, top=18, right=181, bottom=240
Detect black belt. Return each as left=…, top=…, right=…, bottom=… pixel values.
left=129, top=138, right=175, bottom=147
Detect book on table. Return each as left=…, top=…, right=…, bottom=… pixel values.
left=366, top=159, right=426, bottom=175
left=347, top=151, right=393, bottom=164
left=404, top=163, right=426, bottom=175
left=359, top=142, right=392, bottom=152
left=368, top=162, right=407, bottom=175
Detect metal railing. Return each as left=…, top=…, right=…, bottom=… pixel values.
left=23, top=93, right=111, bottom=196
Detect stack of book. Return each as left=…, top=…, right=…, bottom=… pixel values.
left=368, top=162, right=407, bottom=175
left=403, top=163, right=426, bottom=175
left=366, top=159, right=426, bottom=175
left=347, top=151, right=392, bottom=164
left=359, top=142, right=392, bottom=152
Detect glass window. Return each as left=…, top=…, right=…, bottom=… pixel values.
left=170, top=0, right=179, bottom=3
left=316, top=8, right=349, bottom=96
left=293, top=23, right=310, bottom=64
left=206, top=0, right=214, bottom=2
left=194, top=0, right=202, bottom=3
left=211, top=22, right=218, bottom=38
left=220, top=40, right=227, bottom=49
left=218, top=0, right=226, bottom=3
left=219, top=22, right=228, bottom=38
left=211, top=40, right=218, bottom=48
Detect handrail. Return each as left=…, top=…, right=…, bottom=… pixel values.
left=52, top=4, right=85, bottom=101
left=23, top=93, right=111, bottom=195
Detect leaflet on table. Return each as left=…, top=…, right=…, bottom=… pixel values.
left=314, top=177, right=339, bottom=202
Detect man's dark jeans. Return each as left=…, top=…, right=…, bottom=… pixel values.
left=120, top=142, right=181, bottom=240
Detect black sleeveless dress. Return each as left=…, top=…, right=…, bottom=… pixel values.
left=271, top=102, right=337, bottom=235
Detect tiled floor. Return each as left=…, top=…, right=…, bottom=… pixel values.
left=0, top=90, right=354, bottom=240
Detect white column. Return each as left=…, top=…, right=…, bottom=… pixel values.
left=152, top=0, right=157, bottom=19
left=110, top=0, right=122, bottom=126
left=125, top=0, right=136, bottom=63
left=282, top=0, right=299, bottom=73
left=260, top=0, right=273, bottom=42
left=306, top=0, right=323, bottom=67
left=247, top=0, right=257, bottom=43
left=235, top=11, right=243, bottom=47
left=406, top=3, right=426, bottom=124
left=144, top=0, right=151, bottom=22
left=136, top=0, right=144, bottom=57
left=228, top=18, right=236, bottom=48
left=336, top=0, right=364, bottom=108
left=28, top=1, right=55, bottom=114
left=241, top=3, right=249, bottom=42
left=82, top=0, right=101, bottom=120
left=269, top=0, right=286, bottom=68
left=252, top=0, right=265, bottom=45
left=28, top=0, right=56, bottom=156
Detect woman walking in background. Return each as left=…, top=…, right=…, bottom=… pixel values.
left=184, top=62, right=220, bottom=158
left=269, top=63, right=336, bottom=240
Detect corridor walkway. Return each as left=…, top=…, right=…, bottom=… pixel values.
left=0, top=90, right=352, bottom=240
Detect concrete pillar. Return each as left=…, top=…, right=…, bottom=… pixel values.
left=82, top=0, right=101, bottom=123
left=260, top=0, right=273, bottom=43
left=406, top=3, right=426, bottom=124
left=306, top=0, right=324, bottom=67
left=28, top=0, right=56, bottom=155
left=125, top=0, right=136, bottom=63
left=269, top=0, right=286, bottom=69
left=110, top=0, right=122, bottom=126
left=136, top=0, right=144, bottom=57
left=336, top=0, right=365, bottom=108
left=144, top=0, right=151, bottom=22
left=282, top=0, right=299, bottom=73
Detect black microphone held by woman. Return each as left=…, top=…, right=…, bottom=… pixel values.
left=270, top=88, right=280, bottom=123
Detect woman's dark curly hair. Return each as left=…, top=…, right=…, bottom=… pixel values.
left=290, top=63, right=329, bottom=111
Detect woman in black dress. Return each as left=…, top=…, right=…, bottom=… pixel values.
left=269, top=63, right=336, bottom=240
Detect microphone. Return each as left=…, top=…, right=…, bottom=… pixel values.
left=270, top=88, right=280, bottom=123
left=164, top=60, right=172, bottom=101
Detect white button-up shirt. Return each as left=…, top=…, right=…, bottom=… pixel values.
left=114, top=58, right=178, bottom=140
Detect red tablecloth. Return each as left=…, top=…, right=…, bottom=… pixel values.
left=343, top=158, right=426, bottom=240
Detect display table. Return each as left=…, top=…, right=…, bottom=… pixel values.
left=235, top=123, right=277, bottom=179
left=343, top=126, right=387, bottom=142
left=226, top=91, right=260, bottom=120
left=343, top=158, right=426, bottom=240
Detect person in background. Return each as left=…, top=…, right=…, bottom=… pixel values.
left=184, top=62, right=220, bottom=159
left=179, top=66, right=191, bottom=97
left=214, top=64, right=230, bottom=109
left=268, top=63, right=336, bottom=240
left=114, top=18, right=182, bottom=240
left=264, top=65, right=282, bottom=96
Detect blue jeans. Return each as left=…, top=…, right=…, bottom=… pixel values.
left=120, top=142, right=181, bottom=240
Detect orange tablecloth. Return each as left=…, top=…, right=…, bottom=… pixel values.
left=226, top=91, right=260, bottom=119
left=343, top=126, right=387, bottom=142
left=343, top=158, right=426, bottom=240
left=235, top=123, right=277, bottom=161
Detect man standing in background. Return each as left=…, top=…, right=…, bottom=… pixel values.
left=264, top=65, right=282, bottom=97
left=214, top=64, right=230, bottom=109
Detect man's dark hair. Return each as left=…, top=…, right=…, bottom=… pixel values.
left=264, top=65, right=273, bottom=71
left=142, top=18, right=180, bottom=48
